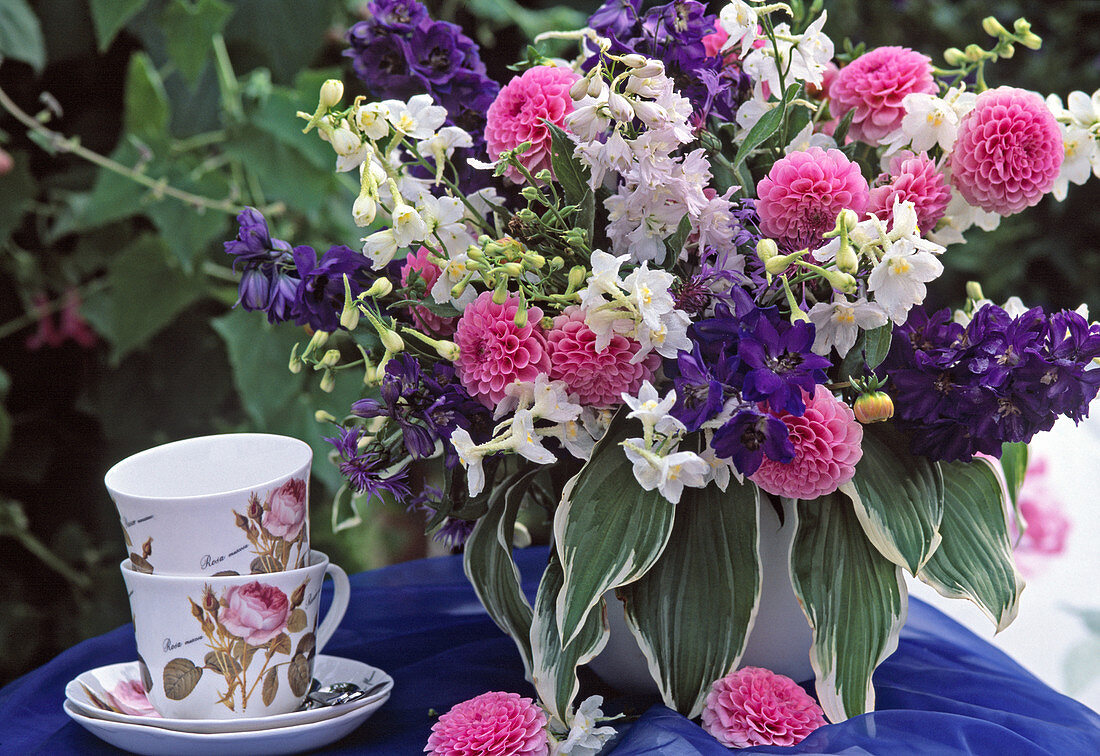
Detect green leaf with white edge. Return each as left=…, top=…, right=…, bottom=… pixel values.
left=790, top=493, right=908, bottom=722
left=124, top=52, right=169, bottom=141
left=552, top=409, right=675, bottom=647
left=842, top=421, right=944, bottom=575
left=1000, top=441, right=1028, bottom=525
left=0, top=0, right=45, bottom=72
left=545, top=121, right=590, bottom=207
left=79, top=235, right=206, bottom=365
left=731, top=83, right=801, bottom=172
left=90, top=0, right=148, bottom=51
left=463, top=468, right=540, bottom=679
left=162, top=0, right=234, bottom=86
left=918, top=457, right=1024, bottom=633
left=530, top=552, right=609, bottom=728
left=618, top=476, right=761, bottom=717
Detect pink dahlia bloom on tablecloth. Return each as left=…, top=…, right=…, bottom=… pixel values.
left=485, top=65, right=579, bottom=184
left=701, top=667, right=826, bottom=748
left=425, top=691, right=548, bottom=756
left=547, top=306, right=660, bottom=407
left=949, top=86, right=1063, bottom=216
left=750, top=384, right=863, bottom=500
left=218, top=582, right=291, bottom=646
left=829, top=46, right=936, bottom=144
left=454, top=291, right=551, bottom=407
left=401, top=246, right=457, bottom=336
left=868, top=152, right=952, bottom=233
left=756, top=147, right=869, bottom=252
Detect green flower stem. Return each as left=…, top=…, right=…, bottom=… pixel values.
left=0, top=85, right=246, bottom=216
left=6, top=528, right=91, bottom=591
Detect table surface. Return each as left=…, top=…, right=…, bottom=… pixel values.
left=2, top=546, right=1099, bottom=755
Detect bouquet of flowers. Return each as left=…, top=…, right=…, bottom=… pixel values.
left=224, top=0, right=1100, bottom=746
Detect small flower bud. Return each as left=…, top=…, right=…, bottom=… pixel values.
left=289, top=343, right=303, bottom=374
left=1013, top=19, right=1041, bottom=49
left=331, top=127, right=361, bottom=156
left=836, top=242, right=860, bottom=275
left=451, top=279, right=469, bottom=299
left=567, top=265, right=587, bottom=291
left=963, top=43, right=986, bottom=62
left=981, top=17, right=1009, bottom=38
left=837, top=209, right=859, bottom=233
left=586, top=75, right=606, bottom=98
left=492, top=280, right=509, bottom=305
left=620, top=53, right=647, bottom=68
left=607, top=91, right=634, bottom=122
left=520, top=186, right=542, bottom=203
left=854, top=391, right=895, bottom=424
left=319, top=79, right=344, bottom=108
left=534, top=169, right=552, bottom=183
left=756, top=238, right=778, bottom=262
left=434, top=340, right=460, bottom=361
left=569, top=74, right=591, bottom=101
left=365, top=278, right=393, bottom=298
left=765, top=250, right=806, bottom=275
left=540, top=316, right=554, bottom=330
left=501, top=262, right=524, bottom=277
left=290, top=583, right=307, bottom=609
left=319, top=369, right=336, bottom=393
left=630, top=61, right=665, bottom=79
left=318, top=349, right=341, bottom=368
left=943, top=47, right=966, bottom=66
left=966, top=281, right=985, bottom=301
left=549, top=256, right=565, bottom=271
left=379, top=327, right=404, bottom=354
left=514, top=307, right=528, bottom=328
left=315, top=410, right=337, bottom=423
left=304, top=329, right=330, bottom=356
left=352, top=194, right=377, bottom=227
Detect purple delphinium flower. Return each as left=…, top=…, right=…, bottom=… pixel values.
left=292, top=244, right=373, bottom=333
left=369, top=0, right=428, bottom=31
left=669, top=344, right=728, bottom=430
left=882, top=303, right=1100, bottom=461
left=326, top=426, right=412, bottom=501
left=225, top=207, right=302, bottom=323
left=711, top=407, right=794, bottom=475
left=738, top=317, right=831, bottom=416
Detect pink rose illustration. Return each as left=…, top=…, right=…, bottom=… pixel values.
left=218, top=582, right=291, bottom=645
left=262, top=478, right=307, bottom=540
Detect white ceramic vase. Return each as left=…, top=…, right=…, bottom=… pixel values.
left=586, top=496, right=814, bottom=694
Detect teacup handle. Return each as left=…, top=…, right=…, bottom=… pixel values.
left=315, top=563, right=350, bottom=654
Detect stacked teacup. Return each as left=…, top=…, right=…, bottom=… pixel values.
left=104, top=433, right=350, bottom=720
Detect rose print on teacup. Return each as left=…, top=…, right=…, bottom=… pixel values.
left=162, top=578, right=314, bottom=712
left=121, top=524, right=155, bottom=574
left=233, top=477, right=309, bottom=574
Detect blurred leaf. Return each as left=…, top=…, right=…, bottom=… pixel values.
left=145, top=171, right=234, bottom=270
left=210, top=308, right=305, bottom=428
left=0, top=0, right=46, bottom=72
left=222, top=0, right=342, bottom=84
left=125, top=52, right=170, bottom=141
left=466, top=0, right=585, bottom=42
left=247, top=73, right=339, bottom=172
left=90, top=0, right=148, bottom=51
left=162, top=0, right=234, bottom=87
left=0, top=367, right=10, bottom=460
left=0, top=151, right=35, bottom=244
left=80, top=234, right=207, bottom=364
left=61, top=142, right=147, bottom=232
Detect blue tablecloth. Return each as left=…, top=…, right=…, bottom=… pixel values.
left=2, top=546, right=1099, bottom=754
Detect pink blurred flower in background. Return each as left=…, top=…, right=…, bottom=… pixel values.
left=25, top=288, right=97, bottom=351
left=1010, top=457, right=1071, bottom=577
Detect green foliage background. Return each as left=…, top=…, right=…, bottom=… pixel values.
left=0, top=0, right=1096, bottom=686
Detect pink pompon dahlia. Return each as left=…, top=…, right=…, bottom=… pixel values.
left=701, top=667, right=827, bottom=748
left=868, top=152, right=952, bottom=233
left=401, top=246, right=456, bottom=336
left=425, top=691, right=548, bottom=756
left=454, top=291, right=551, bottom=408
left=485, top=65, right=579, bottom=184
left=750, top=384, right=863, bottom=500
left=829, top=46, right=936, bottom=144
left=547, top=306, right=660, bottom=407
left=755, top=147, right=869, bottom=252
left=949, top=86, right=1063, bottom=216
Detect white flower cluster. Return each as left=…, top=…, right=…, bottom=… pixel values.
left=576, top=250, right=691, bottom=362
left=620, top=382, right=708, bottom=504
left=310, top=90, right=483, bottom=270
left=566, top=57, right=739, bottom=265
left=1045, top=90, right=1100, bottom=200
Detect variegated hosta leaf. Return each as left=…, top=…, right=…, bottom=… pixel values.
left=618, top=478, right=762, bottom=718
left=918, top=457, right=1025, bottom=632
left=463, top=469, right=540, bottom=679
left=530, top=552, right=609, bottom=728
left=790, top=494, right=908, bottom=722
left=553, top=409, right=675, bottom=647
left=843, top=422, right=944, bottom=575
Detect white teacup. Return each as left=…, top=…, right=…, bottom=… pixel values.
left=105, top=433, right=312, bottom=576
left=121, top=549, right=349, bottom=719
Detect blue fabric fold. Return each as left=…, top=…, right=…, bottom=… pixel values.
left=1, top=546, right=1097, bottom=754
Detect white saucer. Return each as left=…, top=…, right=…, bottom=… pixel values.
left=65, top=655, right=391, bottom=736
